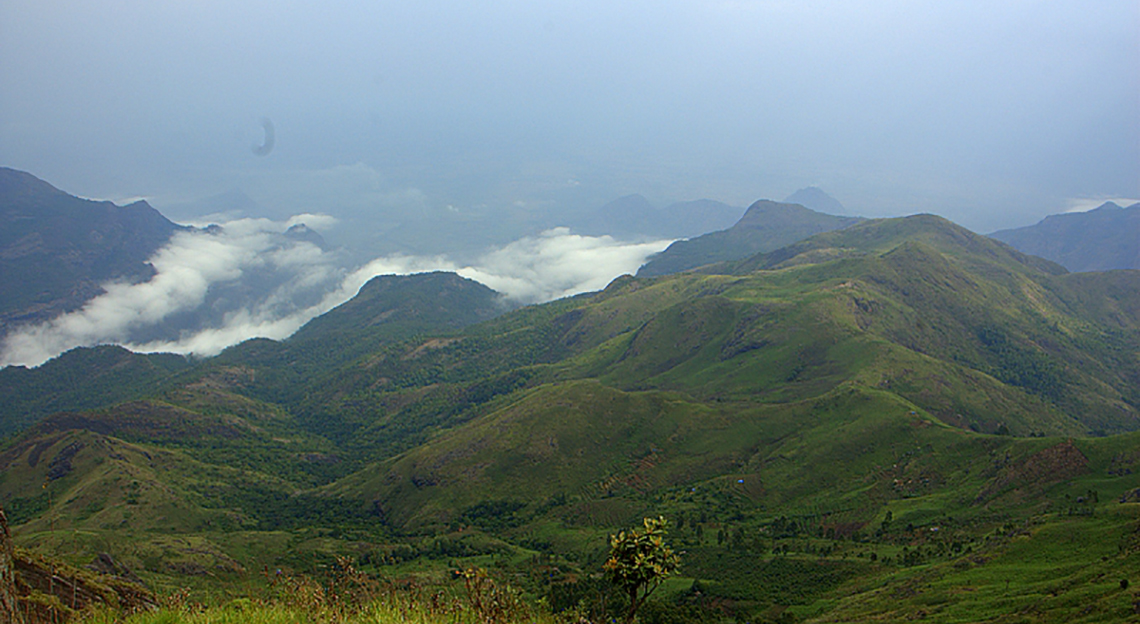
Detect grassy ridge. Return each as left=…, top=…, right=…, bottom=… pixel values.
left=3, top=214, right=1140, bottom=622
left=0, top=347, right=193, bottom=439
left=637, top=200, right=860, bottom=277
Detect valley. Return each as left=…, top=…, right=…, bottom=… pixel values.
left=5, top=2, right=1138, bottom=621
left=3, top=212, right=1140, bottom=622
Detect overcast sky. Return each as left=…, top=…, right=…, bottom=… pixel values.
left=2, top=0, right=1138, bottom=237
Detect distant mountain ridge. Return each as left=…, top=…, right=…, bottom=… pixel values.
left=0, top=167, right=187, bottom=331
left=990, top=201, right=1140, bottom=272
left=783, top=186, right=848, bottom=215
left=340, top=192, right=744, bottom=259
left=0, top=272, right=507, bottom=439
left=637, top=199, right=861, bottom=277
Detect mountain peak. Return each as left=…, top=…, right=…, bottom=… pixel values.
left=284, top=223, right=327, bottom=248
left=737, top=199, right=840, bottom=227
left=730, top=212, right=1065, bottom=277
left=0, top=166, right=68, bottom=199
left=609, top=193, right=653, bottom=206
left=783, top=187, right=848, bottom=215
left=289, top=271, right=506, bottom=344
left=637, top=199, right=860, bottom=277
left=576, top=194, right=660, bottom=237
left=0, top=168, right=185, bottom=331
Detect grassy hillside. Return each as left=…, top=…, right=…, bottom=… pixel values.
left=0, top=346, right=193, bottom=439
left=637, top=200, right=861, bottom=277
left=289, top=271, right=507, bottom=345
left=3, top=214, right=1140, bottom=622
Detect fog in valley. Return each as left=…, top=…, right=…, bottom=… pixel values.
left=0, top=1, right=1137, bottom=365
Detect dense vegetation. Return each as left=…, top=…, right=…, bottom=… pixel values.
left=3, top=215, right=1140, bottom=622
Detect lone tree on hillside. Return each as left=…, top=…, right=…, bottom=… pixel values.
left=604, top=516, right=681, bottom=624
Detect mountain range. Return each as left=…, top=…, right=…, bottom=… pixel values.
left=174, top=186, right=747, bottom=261
left=0, top=169, right=357, bottom=362
left=0, top=169, right=746, bottom=367
left=0, top=167, right=185, bottom=332
left=4, top=169, right=1140, bottom=622
left=991, top=201, right=1140, bottom=272
left=2, top=204, right=1140, bottom=621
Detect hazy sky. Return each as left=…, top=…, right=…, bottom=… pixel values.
left=2, top=0, right=1138, bottom=236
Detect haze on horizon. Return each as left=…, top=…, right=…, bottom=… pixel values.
left=1, top=1, right=1139, bottom=367
left=1, top=0, right=1137, bottom=245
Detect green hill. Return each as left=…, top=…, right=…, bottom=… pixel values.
left=0, top=272, right=508, bottom=441
left=290, top=271, right=507, bottom=345
left=637, top=200, right=861, bottom=277
left=3, top=214, right=1140, bottom=622
left=319, top=215, right=1139, bottom=527
left=0, top=346, right=193, bottom=439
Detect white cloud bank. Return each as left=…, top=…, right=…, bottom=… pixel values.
left=0, top=220, right=671, bottom=367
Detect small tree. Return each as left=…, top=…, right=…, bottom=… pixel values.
left=603, top=517, right=681, bottom=624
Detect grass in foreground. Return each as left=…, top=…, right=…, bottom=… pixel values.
left=76, top=564, right=564, bottom=624
left=80, top=601, right=560, bottom=624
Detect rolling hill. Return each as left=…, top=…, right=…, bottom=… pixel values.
left=2, top=213, right=1140, bottom=622
left=320, top=215, right=1140, bottom=525
left=0, top=272, right=508, bottom=440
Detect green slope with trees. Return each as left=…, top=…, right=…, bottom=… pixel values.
left=2, top=214, right=1140, bottom=622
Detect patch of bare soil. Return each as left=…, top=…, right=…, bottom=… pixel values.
left=976, top=440, right=1089, bottom=503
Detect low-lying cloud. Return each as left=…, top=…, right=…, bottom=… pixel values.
left=1064, top=197, right=1140, bottom=213
left=455, top=228, right=670, bottom=303
left=0, top=219, right=671, bottom=367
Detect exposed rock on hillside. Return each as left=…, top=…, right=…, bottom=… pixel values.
left=1, top=503, right=157, bottom=622
left=1, top=506, right=22, bottom=624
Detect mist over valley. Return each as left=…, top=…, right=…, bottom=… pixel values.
left=1, top=2, right=1139, bottom=623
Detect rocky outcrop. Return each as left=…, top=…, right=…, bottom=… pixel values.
left=1, top=505, right=24, bottom=624
left=14, top=549, right=159, bottom=619
left=1, top=503, right=157, bottom=622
